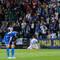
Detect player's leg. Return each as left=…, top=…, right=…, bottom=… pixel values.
left=6, top=44, right=10, bottom=57
left=11, top=43, right=15, bottom=58
left=5, top=38, right=10, bottom=58
left=4, top=37, right=11, bottom=58
left=27, top=45, right=32, bottom=50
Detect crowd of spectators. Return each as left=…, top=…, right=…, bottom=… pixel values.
left=0, top=0, right=60, bottom=41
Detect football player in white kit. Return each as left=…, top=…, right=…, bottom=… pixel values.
left=28, top=35, right=39, bottom=49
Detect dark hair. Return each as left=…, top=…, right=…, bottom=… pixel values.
left=7, top=29, right=10, bottom=33
left=32, top=35, right=36, bottom=38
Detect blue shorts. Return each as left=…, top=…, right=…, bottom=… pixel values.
left=4, top=37, right=14, bottom=47
left=5, top=41, right=14, bottom=47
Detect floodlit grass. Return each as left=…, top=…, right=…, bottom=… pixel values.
left=0, top=49, right=60, bottom=60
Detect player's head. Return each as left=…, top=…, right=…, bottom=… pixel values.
left=7, top=29, right=10, bottom=33
left=12, top=33, right=20, bottom=42
left=32, top=35, right=36, bottom=38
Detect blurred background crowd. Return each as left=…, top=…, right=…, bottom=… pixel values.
left=0, top=0, right=60, bottom=41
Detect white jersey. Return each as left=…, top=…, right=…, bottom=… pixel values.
left=28, top=38, right=39, bottom=49
left=31, top=38, right=37, bottom=45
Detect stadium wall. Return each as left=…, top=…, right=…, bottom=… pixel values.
left=0, top=38, right=60, bottom=49
left=38, top=38, right=60, bottom=49
left=15, top=38, right=60, bottom=49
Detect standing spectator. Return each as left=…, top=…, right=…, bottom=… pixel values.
left=26, top=11, right=31, bottom=20
left=1, top=23, right=7, bottom=32
left=21, top=20, right=26, bottom=37
left=49, top=24, right=55, bottom=32
left=5, top=9, right=8, bottom=21
left=58, top=31, right=60, bottom=38
left=35, top=21, right=40, bottom=38
left=47, top=30, right=51, bottom=39
left=8, top=9, right=14, bottom=22
left=30, top=21, right=35, bottom=35
left=32, top=0, right=37, bottom=12
left=40, top=24, right=47, bottom=38
left=59, top=18, right=60, bottom=30
left=13, top=22, right=19, bottom=32
left=55, top=10, right=59, bottom=21
left=26, top=24, right=30, bottom=38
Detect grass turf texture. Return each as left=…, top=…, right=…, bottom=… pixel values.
left=0, top=49, right=60, bottom=60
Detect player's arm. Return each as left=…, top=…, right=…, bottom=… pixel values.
left=9, top=37, right=12, bottom=44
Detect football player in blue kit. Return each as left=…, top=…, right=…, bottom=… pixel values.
left=3, top=30, right=19, bottom=59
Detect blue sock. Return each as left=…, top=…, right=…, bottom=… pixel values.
left=11, top=48, right=14, bottom=57
left=6, top=48, right=9, bottom=57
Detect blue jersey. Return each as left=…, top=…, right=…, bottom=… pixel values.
left=4, top=31, right=18, bottom=46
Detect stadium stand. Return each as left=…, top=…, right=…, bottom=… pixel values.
left=0, top=0, right=60, bottom=48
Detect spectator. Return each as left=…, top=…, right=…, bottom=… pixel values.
left=55, top=10, right=59, bottom=21
left=50, top=31, right=57, bottom=39
left=21, top=20, right=26, bottom=37
left=58, top=31, right=60, bottom=38
left=0, top=0, right=60, bottom=39
left=35, top=21, right=40, bottom=38
left=40, top=24, right=47, bottom=38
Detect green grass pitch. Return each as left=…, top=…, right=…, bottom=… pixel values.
left=0, top=49, right=60, bottom=60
